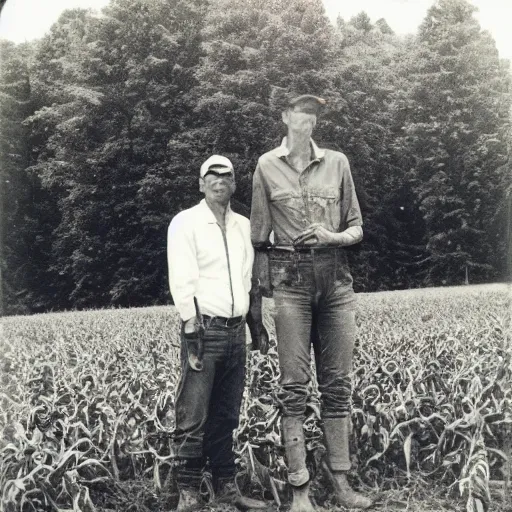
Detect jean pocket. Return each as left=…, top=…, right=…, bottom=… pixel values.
left=269, top=258, right=297, bottom=288
left=334, top=264, right=351, bottom=286
left=334, top=252, right=353, bottom=287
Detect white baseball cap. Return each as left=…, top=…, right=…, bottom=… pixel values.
left=200, top=155, right=234, bottom=178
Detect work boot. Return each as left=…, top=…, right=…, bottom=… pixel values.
left=323, top=417, right=373, bottom=509
left=331, top=472, right=373, bottom=510
left=216, top=480, right=267, bottom=510
left=322, top=417, right=351, bottom=472
left=289, top=481, right=315, bottom=512
left=282, top=416, right=310, bottom=487
left=282, top=417, right=314, bottom=511
left=176, top=486, right=202, bottom=512
left=174, top=459, right=204, bottom=511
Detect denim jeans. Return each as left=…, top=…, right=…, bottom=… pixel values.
left=173, top=319, right=246, bottom=486
left=270, top=248, right=356, bottom=473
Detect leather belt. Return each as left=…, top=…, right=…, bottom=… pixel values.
left=271, top=246, right=338, bottom=260
left=203, top=315, right=244, bottom=328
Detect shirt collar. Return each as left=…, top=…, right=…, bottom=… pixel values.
left=272, top=137, right=326, bottom=160
left=199, top=198, right=235, bottom=226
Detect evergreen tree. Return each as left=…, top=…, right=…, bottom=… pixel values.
left=0, top=41, right=44, bottom=314
left=3, top=0, right=510, bottom=313
left=27, top=0, right=207, bottom=308
left=323, top=13, right=411, bottom=290
left=26, top=8, right=107, bottom=309
left=400, top=0, right=511, bottom=285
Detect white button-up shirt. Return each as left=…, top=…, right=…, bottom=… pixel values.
left=167, top=199, right=254, bottom=321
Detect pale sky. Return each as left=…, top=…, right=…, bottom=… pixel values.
left=0, top=0, right=511, bottom=61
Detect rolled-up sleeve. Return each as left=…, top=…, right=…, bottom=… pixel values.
left=339, top=155, right=363, bottom=230
left=250, top=163, right=272, bottom=247
left=167, top=213, right=198, bottom=322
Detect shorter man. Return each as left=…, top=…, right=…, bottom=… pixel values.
left=167, top=155, right=266, bottom=511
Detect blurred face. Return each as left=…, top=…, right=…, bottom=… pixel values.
left=200, top=169, right=236, bottom=205
left=282, top=107, right=317, bottom=137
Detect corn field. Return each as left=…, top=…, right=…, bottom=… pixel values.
left=1, top=284, right=511, bottom=511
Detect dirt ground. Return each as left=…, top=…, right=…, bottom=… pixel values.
left=95, top=477, right=512, bottom=512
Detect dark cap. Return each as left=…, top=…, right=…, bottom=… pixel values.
left=286, top=94, right=326, bottom=115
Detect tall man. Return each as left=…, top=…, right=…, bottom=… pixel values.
left=168, top=155, right=266, bottom=511
left=250, top=95, right=373, bottom=510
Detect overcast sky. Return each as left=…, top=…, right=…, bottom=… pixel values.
left=1, top=0, right=511, bottom=60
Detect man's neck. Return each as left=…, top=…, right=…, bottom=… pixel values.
left=205, top=198, right=229, bottom=226
left=286, top=132, right=312, bottom=158
left=286, top=132, right=312, bottom=171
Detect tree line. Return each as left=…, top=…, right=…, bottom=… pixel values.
left=0, top=0, right=510, bottom=315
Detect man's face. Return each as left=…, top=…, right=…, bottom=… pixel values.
left=282, top=107, right=317, bottom=136
left=200, top=169, right=236, bottom=205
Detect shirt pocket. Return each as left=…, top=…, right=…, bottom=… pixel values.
left=270, top=190, right=303, bottom=215
left=270, top=189, right=295, bottom=201
left=307, top=188, right=340, bottom=228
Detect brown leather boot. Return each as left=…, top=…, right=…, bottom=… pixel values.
left=331, top=472, right=373, bottom=510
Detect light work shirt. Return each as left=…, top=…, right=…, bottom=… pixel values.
left=250, top=138, right=363, bottom=247
left=168, top=199, right=254, bottom=322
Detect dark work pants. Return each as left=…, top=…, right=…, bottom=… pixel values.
left=270, top=248, right=356, bottom=475
left=173, top=320, right=246, bottom=487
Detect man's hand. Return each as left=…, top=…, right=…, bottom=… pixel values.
left=251, top=324, right=270, bottom=355
left=253, top=250, right=272, bottom=298
left=183, top=330, right=204, bottom=371
left=293, top=224, right=363, bottom=247
left=293, top=223, right=337, bottom=246
left=247, top=284, right=269, bottom=355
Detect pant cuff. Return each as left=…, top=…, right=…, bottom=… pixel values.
left=176, top=470, right=202, bottom=487
left=329, top=461, right=351, bottom=472
left=174, top=457, right=203, bottom=487
left=173, top=442, right=203, bottom=461
left=288, top=468, right=310, bottom=487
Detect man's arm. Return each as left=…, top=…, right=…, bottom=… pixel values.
left=248, top=163, right=273, bottom=353
left=167, top=212, right=199, bottom=328
left=240, top=217, right=269, bottom=353
left=339, top=153, right=363, bottom=232
left=250, top=163, right=273, bottom=295
left=331, top=225, right=363, bottom=246
left=246, top=279, right=269, bottom=354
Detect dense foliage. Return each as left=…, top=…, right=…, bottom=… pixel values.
left=1, top=285, right=511, bottom=511
left=0, top=0, right=511, bottom=314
